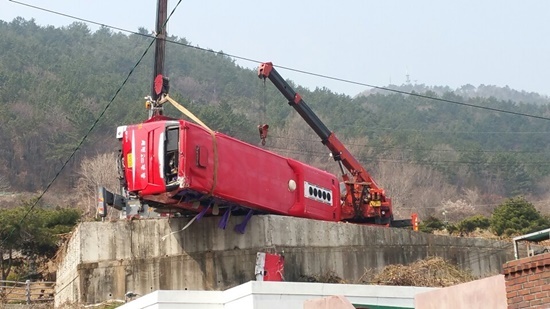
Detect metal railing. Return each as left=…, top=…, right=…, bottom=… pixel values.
left=0, top=280, right=55, bottom=304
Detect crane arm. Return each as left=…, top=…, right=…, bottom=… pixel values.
left=257, top=62, right=380, bottom=189
left=258, top=62, right=394, bottom=223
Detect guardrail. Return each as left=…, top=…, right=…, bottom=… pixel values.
left=0, top=280, right=55, bottom=304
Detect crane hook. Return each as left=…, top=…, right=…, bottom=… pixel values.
left=258, top=124, right=269, bottom=146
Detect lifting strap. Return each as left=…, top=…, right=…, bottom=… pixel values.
left=160, top=95, right=218, bottom=196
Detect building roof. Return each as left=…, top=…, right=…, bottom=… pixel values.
left=512, top=228, right=550, bottom=259
left=118, top=281, right=437, bottom=309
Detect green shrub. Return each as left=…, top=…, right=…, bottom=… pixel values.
left=457, top=215, right=490, bottom=235
left=419, top=216, right=445, bottom=233
left=490, top=197, right=550, bottom=236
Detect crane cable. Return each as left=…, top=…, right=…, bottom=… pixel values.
left=258, top=80, right=269, bottom=146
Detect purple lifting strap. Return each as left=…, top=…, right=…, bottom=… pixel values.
left=195, top=202, right=212, bottom=221
left=218, top=206, right=233, bottom=230
left=234, top=209, right=254, bottom=234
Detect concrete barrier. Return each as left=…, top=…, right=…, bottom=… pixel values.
left=55, top=215, right=515, bottom=306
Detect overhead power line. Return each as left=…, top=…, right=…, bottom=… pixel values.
left=8, top=0, right=550, bottom=122
left=4, top=1, right=549, bottom=174
left=267, top=145, right=550, bottom=167
left=1, top=0, right=184, bottom=245
left=263, top=134, right=550, bottom=154
left=276, top=64, right=550, bottom=122
left=334, top=125, right=550, bottom=134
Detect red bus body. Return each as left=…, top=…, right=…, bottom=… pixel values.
left=118, top=116, right=341, bottom=222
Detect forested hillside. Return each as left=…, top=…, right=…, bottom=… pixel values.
left=2, top=18, right=550, bottom=219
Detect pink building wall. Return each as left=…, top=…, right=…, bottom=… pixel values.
left=415, top=275, right=507, bottom=309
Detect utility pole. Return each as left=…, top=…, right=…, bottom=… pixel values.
left=149, top=0, right=168, bottom=118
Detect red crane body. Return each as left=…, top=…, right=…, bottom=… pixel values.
left=257, top=62, right=392, bottom=224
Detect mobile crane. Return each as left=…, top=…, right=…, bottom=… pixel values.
left=257, top=62, right=395, bottom=224
left=98, top=63, right=412, bottom=228
left=96, top=1, right=412, bottom=228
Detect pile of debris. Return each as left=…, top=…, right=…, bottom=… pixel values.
left=367, top=257, right=476, bottom=287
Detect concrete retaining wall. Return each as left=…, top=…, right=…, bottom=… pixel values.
left=55, top=222, right=82, bottom=306
left=55, top=215, right=515, bottom=306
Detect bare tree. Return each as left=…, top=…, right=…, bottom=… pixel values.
left=376, top=160, right=456, bottom=219
left=76, top=152, right=120, bottom=219
left=463, top=188, right=481, bottom=206
left=440, top=199, right=477, bottom=223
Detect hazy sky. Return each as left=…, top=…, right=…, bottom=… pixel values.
left=2, top=0, right=549, bottom=97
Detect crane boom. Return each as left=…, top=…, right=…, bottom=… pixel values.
left=258, top=62, right=393, bottom=224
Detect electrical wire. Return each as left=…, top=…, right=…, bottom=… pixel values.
left=334, top=125, right=550, bottom=134
left=8, top=0, right=550, bottom=122
left=262, top=134, right=550, bottom=154
left=274, top=64, right=550, bottom=121
left=266, top=145, right=550, bottom=167
left=7, top=0, right=259, bottom=63
left=1, top=0, right=184, bottom=246
left=5, top=1, right=547, bottom=179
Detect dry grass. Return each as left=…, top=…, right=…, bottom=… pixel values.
left=298, top=257, right=476, bottom=287
left=363, top=256, right=476, bottom=287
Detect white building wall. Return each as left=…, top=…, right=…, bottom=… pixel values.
left=119, top=281, right=437, bottom=309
